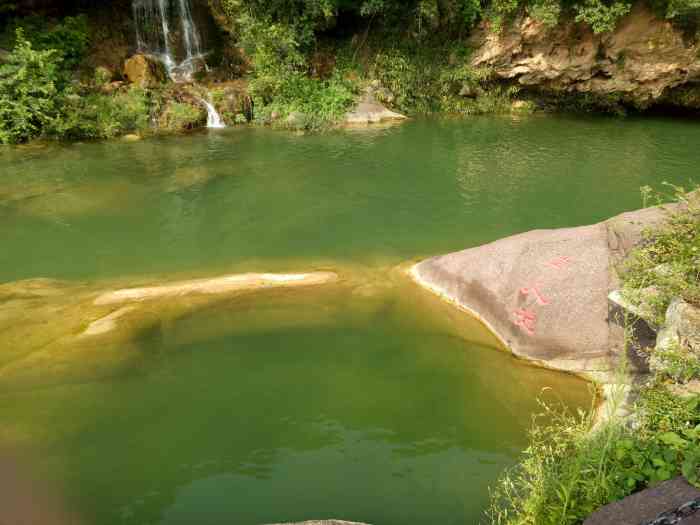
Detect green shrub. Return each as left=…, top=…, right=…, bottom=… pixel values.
left=0, top=29, right=63, bottom=144
left=253, top=68, right=356, bottom=130
left=49, top=88, right=152, bottom=141
left=2, top=15, right=89, bottom=69
left=573, top=0, right=632, bottom=33
left=651, top=341, right=700, bottom=383
left=158, top=100, right=206, bottom=132
left=371, top=43, right=516, bottom=116
left=489, top=397, right=631, bottom=525
left=528, top=0, right=562, bottom=26
left=490, top=387, right=700, bottom=524
left=619, top=185, right=700, bottom=326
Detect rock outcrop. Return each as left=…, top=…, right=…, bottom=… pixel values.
left=345, top=85, right=407, bottom=125
left=123, top=54, right=167, bottom=88
left=410, top=200, right=689, bottom=382
left=469, top=4, right=700, bottom=107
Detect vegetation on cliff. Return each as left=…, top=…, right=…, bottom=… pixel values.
left=1, top=0, right=699, bottom=142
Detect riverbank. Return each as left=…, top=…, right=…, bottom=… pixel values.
left=3, top=0, right=700, bottom=144
left=409, top=187, right=700, bottom=522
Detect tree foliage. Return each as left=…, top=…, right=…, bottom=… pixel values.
left=0, top=30, right=63, bottom=144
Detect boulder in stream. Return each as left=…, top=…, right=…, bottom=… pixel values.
left=410, top=199, right=692, bottom=382
left=345, top=87, right=406, bottom=125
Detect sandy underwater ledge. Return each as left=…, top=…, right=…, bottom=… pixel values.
left=0, top=271, right=338, bottom=392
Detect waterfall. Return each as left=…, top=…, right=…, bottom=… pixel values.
left=199, top=98, right=226, bottom=129
left=132, top=0, right=206, bottom=81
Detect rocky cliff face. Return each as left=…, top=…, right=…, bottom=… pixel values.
left=469, top=4, right=700, bottom=108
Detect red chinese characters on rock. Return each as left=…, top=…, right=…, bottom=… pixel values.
left=511, top=256, right=575, bottom=336
left=519, top=286, right=550, bottom=306
left=546, top=256, right=573, bottom=270
left=513, top=308, right=537, bottom=336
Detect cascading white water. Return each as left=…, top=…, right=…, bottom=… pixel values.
left=199, top=98, right=226, bottom=128
left=133, top=0, right=226, bottom=127
left=132, top=0, right=206, bottom=81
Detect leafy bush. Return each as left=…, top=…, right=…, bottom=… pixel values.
left=490, top=386, right=700, bottom=524
left=49, top=88, right=152, bottom=141
left=158, top=100, right=206, bottom=132
left=2, top=15, right=89, bottom=69
left=620, top=185, right=700, bottom=326
left=573, top=0, right=632, bottom=33
left=650, top=341, right=700, bottom=383
left=0, top=30, right=64, bottom=144
left=371, top=43, right=517, bottom=115
left=528, top=0, right=563, bottom=26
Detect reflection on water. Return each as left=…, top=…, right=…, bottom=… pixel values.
left=2, top=116, right=700, bottom=282
left=0, top=275, right=591, bottom=525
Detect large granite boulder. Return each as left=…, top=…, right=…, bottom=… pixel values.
left=410, top=201, right=685, bottom=382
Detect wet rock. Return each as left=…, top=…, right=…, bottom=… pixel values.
left=410, top=200, right=687, bottom=382
left=0, top=271, right=339, bottom=391
left=0, top=48, right=10, bottom=62
left=169, top=56, right=207, bottom=83
left=345, top=88, right=406, bottom=124
left=123, top=54, right=167, bottom=88
left=93, top=272, right=338, bottom=306
left=210, top=80, right=252, bottom=124
left=122, top=134, right=142, bottom=142
left=468, top=4, right=700, bottom=107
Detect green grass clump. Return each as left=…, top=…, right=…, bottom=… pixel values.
left=489, top=385, right=700, bottom=524
left=619, top=185, right=700, bottom=326
left=651, top=341, right=700, bottom=383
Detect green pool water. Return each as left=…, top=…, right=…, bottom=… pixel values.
left=0, top=282, right=591, bottom=525
left=1, top=114, right=699, bottom=525
left=2, top=114, right=699, bottom=281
